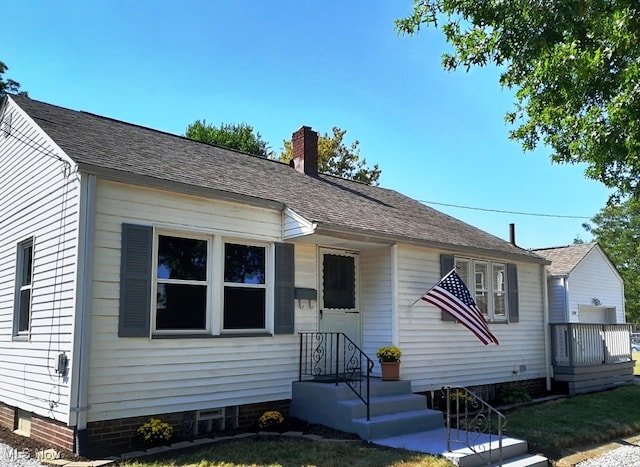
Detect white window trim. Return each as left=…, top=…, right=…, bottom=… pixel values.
left=455, top=256, right=509, bottom=322
left=14, top=237, right=35, bottom=338
left=219, top=238, right=271, bottom=334
left=492, top=263, right=507, bottom=319
left=150, top=229, right=273, bottom=335
left=151, top=229, right=212, bottom=335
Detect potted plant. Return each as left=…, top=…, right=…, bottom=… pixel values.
left=376, top=346, right=402, bottom=381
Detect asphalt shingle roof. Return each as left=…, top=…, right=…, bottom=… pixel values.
left=531, top=242, right=598, bottom=275
left=9, top=95, right=545, bottom=263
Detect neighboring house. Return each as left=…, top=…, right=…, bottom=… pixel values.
left=532, top=243, right=625, bottom=324
left=0, top=95, right=553, bottom=456
left=532, top=243, right=632, bottom=395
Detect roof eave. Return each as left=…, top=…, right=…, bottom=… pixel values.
left=314, top=223, right=550, bottom=264
left=77, top=163, right=285, bottom=211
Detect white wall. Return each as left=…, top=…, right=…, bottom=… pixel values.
left=87, top=180, right=299, bottom=422
left=569, top=248, right=625, bottom=323
left=547, top=276, right=568, bottom=323
left=395, top=244, right=547, bottom=392
left=361, top=246, right=393, bottom=374
left=292, top=243, right=318, bottom=332
left=0, top=98, right=79, bottom=424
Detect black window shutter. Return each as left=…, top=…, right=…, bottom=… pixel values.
left=119, top=224, right=152, bottom=337
left=507, top=263, right=519, bottom=323
left=274, top=242, right=295, bottom=334
left=440, top=254, right=457, bottom=321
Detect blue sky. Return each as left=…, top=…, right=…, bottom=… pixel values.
left=2, top=1, right=611, bottom=249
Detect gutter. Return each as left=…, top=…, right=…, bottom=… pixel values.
left=542, top=263, right=552, bottom=391
left=313, top=223, right=551, bottom=265
left=76, top=163, right=285, bottom=211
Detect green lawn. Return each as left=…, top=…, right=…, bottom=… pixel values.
left=117, top=439, right=453, bottom=467
left=118, top=385, right=640, bottom=467
left=504, top=385, right=640, bottom=459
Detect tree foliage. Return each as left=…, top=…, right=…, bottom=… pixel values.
left=583, top=198, right=640, bottom=324
left=396, top=1, right=640, bottom=199
left=185, top=120, right=271, bottom=157
left=280, top=127, right=381, bottom=185
left=0, top=61, right=27, bottom=97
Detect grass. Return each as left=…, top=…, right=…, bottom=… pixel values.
left=504, top=385, right=640, bottom=459
left=117, top=439, right=453, bottom=467
left=118, top=384, right=640, bottom=467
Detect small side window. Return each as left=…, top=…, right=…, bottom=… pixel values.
left=14, top=238, right=34, bottom=337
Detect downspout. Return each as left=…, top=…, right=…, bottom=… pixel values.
left=391, top=244, right=399, bottom=346
left=542, top=263, right=552, bottom=391
left=70, top=174, right=96, bottom=456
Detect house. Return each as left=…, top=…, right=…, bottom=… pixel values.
left=532, top=242, right=625, bottom=324
left=532, top=243, right=633, bottom=395
left=0, top=94, right=554, bottom=456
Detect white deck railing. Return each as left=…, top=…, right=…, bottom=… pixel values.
left=551, top=323, right=632, bottom=368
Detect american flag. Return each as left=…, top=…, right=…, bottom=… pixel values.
left=422, top=270, right=499, bottom=346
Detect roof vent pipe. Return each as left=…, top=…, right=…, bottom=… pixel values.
left=509, top=223, right=516, bottom=245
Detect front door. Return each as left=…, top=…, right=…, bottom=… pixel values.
left=318, top=248, right=360, bottom=346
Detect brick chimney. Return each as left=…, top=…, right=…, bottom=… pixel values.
left=291, top=126, right=318, bottom=177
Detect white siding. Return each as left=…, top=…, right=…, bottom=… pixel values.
left=547, top=277, right=568, bottom=323
left=293, top=243, right=318, bottom=332
left=395, top=244, right=547, bottom=392
left=361, top=246, right=393, bottom=371
left=569, top=247, right=625, bottom=323
left=0, top=99, right=79, bottom=424
left=87, top=180, right=300, bottom=422
left=283, top=208, right=315, bottom=239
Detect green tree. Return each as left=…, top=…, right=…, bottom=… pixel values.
left=280, top=127, right=381, bottom=185
left=185, top=120, right=271, bottom=157
left=396, top=1, right=640, bottom=199
left=0, top=61, right=27, bottom=97
left=583, top=198, right=640, bottom=324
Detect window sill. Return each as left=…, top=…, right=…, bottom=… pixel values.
left=12, top=335, right=29, bottom=342
left=490, top=319, right=509, bottom=324
left=152, top=332, right=273, bottom=339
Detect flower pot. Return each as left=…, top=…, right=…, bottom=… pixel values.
left=380, top=361, right=400, bottom=381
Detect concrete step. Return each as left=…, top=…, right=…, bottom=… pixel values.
left=351, top=408, right=444, bottom=440
left=338, top=393, right=429, bottom=418
left=445, top=435, right=533, bottom=467
left=493, top=454, right=549, bottom=467
left=292, top=380, right=549, bottom=467
left=372, top=428, right=548, bottom=467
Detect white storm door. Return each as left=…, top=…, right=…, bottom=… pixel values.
left=318, top=248, right=360, bottom=346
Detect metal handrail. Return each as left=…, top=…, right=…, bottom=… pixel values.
left=298, top=332, right=375, bottom=420
left=443, top=386, right=506, bottom=466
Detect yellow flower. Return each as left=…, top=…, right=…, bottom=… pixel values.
left=258, top=411, right=284, bottom=430
left=376, top=346, right=402, bottom=362
left=137, top=418, right=173, bottom=446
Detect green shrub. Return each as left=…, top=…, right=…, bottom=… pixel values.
left=497, top=386, right=531, bottom=405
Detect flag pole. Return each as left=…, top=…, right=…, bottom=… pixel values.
left=409, top=266, right=459, bottom=307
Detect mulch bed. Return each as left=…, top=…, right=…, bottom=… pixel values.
left=0, top=418, right=361, bottom=462
left=0, top=425, right=82, bottom=461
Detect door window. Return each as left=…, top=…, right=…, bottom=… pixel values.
left=322, top=254, right=355, bottom=309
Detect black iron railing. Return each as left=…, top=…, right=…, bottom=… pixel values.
left=298, top=332, right=375, bottom=420
left=443, top=386, right=506, bottom=466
